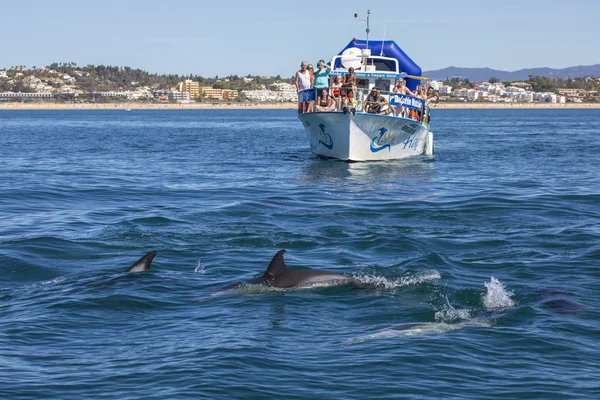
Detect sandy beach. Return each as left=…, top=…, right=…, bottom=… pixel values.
left=434, top=102, right=600, bottom=109
left=0, top=101, right=598, bottom=111
left=0, top=102, right=297, bottom=111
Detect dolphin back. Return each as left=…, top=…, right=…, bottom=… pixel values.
left=261, top=249, right=288, bottom=284
left=125, top=250, right=157, bottom=272
left=259, top=249, right=353, bottom=288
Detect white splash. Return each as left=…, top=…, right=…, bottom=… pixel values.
left=483, top=276, right=516, bottom=309
left=194, top=259, right=206, bottom=274
left=434, top=295, right=472, bottom=322
left=353, top=270, right=441, bottom=290
left=40, top=277, right=66, bottom=285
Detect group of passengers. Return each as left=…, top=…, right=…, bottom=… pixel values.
left=391, top=80, right=440, bottom=121
left=296, top=60, right=355, bottom=114
left=295, top=60, right=439, bottom=121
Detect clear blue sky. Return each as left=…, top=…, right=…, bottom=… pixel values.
left=2, top=0, right=599, bottom=77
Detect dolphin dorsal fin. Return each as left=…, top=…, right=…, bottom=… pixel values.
left=125, top=250, right=157, bottom=272
left=262, top=249, right=288, bottom=283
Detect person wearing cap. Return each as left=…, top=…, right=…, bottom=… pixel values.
left=313, top=60, right=332, bottom=91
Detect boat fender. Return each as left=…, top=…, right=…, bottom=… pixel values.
left=425, top=131, right=434, bottom=156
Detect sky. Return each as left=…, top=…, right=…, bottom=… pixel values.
left=2, top=0, right=599, bottom=78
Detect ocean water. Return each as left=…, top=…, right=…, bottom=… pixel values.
left=0, top=108, right=599, bottom=399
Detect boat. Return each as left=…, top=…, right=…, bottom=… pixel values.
left=297, top=12, right=434, bottom=161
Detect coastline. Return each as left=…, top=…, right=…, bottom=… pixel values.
left=0, top=101, right=598, bottom=111
left=0, top=102, right=297, bottom=111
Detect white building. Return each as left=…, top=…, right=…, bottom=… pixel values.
left=439, top=85, right=452, bottom=95
left=0, top=92, right=54, bottom=99
left=466, top=89, right=479, bottom=101
left=62, top=74, right=76, bottom=84
left=152, top=90, right=189, bottom=101
left=453, top=88, right=469, bottom=99
left=477, top=90, right=489, bottom=99
left=477, top=82, right=491, bottom=91
left=241, top=89, right=296, bottom=102
left=267, top=82, right=297, bottom=101
left=428, top=80, right=442, bottom=90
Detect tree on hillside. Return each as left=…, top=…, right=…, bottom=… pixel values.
left=529, top=75, right=555, bottom=92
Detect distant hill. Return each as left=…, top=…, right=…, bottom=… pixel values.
left=423, top=64, right=600, bottom=82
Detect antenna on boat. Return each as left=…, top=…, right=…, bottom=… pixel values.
left=380, top=23, right=387, bottom=56
left=354, top=10, right=371, bottom=50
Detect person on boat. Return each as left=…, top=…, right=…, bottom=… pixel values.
left=313, top=60, right=332, bottom=91
left=407, top=85, right=426, bottom=121
left=331, top=75, right=343, bottom=111
left=424, top=86, right=440, bottom=124
left=306, top=64, right=316, bottom=112
left=378, top=96, right=392, bottom=115
left=295, top=61, right=313, bottom=114
left=364, top=88, right=390, bottom=115
left=392, top=78, right=414, bottom=117
left=364, top=87, right=381, bottom=114
left=425, top=86, right=439, bottom=104
left=340, top=67, right=357, bottom=115
left=393, top=79, right=413, bottom=96
left=315, top=88, right=336, bottom=112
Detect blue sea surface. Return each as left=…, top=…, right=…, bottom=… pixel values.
left=0, top=108, right=599, bottom=399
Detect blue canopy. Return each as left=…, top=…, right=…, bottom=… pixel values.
left=335, top=39, right=422, bottom=90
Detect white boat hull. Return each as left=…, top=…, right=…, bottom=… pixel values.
left=298, top=112, right=432, bottom=161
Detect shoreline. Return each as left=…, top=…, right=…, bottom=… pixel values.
left=0, top=101, right=598, bottom=111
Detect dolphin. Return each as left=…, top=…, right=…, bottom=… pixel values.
left=345, top=319, right=494, bottom=344
left=252, top=249, right=355, bottom=289
left=125, top=250, right=157, bottom=272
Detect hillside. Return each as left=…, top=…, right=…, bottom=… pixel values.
left=0, top=63, right=294, bottom=94
left=424, top=64, right=600, bottom=82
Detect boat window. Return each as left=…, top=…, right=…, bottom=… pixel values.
left=366, top=59, right=396, bottom=72
left=374, top=78, right=390, bottom=92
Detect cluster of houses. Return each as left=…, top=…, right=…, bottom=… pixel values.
left=173, top=79, right=297, bottom=103
left=0, top=67, right=155, bottom=101
left=241, top=82, right=297, bottom=102
left=0, top=69, right=243, bottom=103
left=0, top=67, right=297, bottom=103
left=429, top=80, right=599, bottom=103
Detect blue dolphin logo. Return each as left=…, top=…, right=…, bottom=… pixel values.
left=318, top=123, right=333, bottom=149
left=370, top=127, right=391, bottom=152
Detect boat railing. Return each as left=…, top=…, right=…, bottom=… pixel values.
left=298, top=87, right=428, bottom=123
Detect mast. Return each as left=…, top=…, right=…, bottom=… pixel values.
left=366, top=9, right=370, bottom=50
left=354, top=10, right=371, bottom=50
